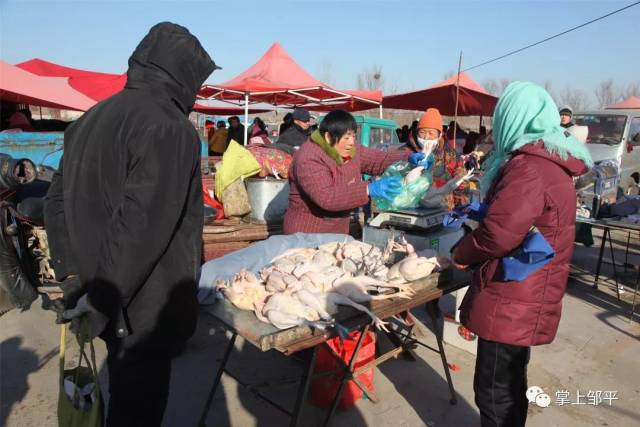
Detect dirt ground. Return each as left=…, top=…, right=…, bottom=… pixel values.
left=1, top=230, right=639, bottom=427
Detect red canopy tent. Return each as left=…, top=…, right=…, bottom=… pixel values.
left=382, top=72, right=498, bottom=116
left=198, top=43, right=382, bottom=142
left=192, top=103, right=270, bottom=115
left=16, top=59, right=266, bottom=117
left=607, top=96, right=640, bottom=110
left=16, top=58, right=127, bottom=103
left=1, top=60, right=96, bottom=111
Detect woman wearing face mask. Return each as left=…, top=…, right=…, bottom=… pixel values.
left=283, top=109, right=426, bottom=234
left=416, top=108, right=471, bottom=208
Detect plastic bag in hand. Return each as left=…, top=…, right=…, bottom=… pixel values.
left=372, top=161, right=433, bottom=210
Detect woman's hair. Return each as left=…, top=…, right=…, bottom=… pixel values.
left=319, top=110, right=357, bottom=145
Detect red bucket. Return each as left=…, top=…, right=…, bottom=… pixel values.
left=309, top=330, right=376, bottom=410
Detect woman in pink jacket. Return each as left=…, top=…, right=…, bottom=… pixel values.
left=284, top=110, right=426, bottom=234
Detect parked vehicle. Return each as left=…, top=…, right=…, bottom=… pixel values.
left=354, top=116, right=400, bottom=149
left=574, top=109, right=640, bottom=197
left=0, top=131, right=210, bottom=170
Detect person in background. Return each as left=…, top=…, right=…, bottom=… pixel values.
left=453, top=82, right=592, bottom=427
left=399, top=124, right=409, bottom=143
left=463, top=131, right=480, bottom=155
left=227, top=116, right=245, bottom=145
left=277, top=107, right=311, bottom=150
left=279, top=112, right=293, bottom=135
left=248, top=117, right=271, bottom=145
left=205, top=119, right=215, bottom=151
left=44, top=22, right=218, bottom=427
left=559, top=105, right=575, bottom=128
left=395, top=127, right=402, bottom=141
left=284, top=109, right=428, bottom=234
left=209, top=120, right=229, bottom=155
left=7, top=111, right=36, bottom=132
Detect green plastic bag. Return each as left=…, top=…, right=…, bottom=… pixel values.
left=373, top=160, right=433, bottom=210
left=58, top=318, right=104, bottom=427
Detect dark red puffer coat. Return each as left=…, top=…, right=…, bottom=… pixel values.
left=454, top=142, right=589, bottom=347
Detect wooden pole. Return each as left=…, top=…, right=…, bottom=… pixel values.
left=452, top=51, right=463, bottom=148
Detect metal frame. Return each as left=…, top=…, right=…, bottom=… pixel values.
left=590, top=224, right=640, bottom=319
left=197, top=301, right=458, bottom=427
left=198, top=84, right=383, bottom=147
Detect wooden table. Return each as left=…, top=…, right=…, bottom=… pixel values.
left=198, top=269, right=470, bottom=427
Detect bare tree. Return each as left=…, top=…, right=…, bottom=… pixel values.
left=560, top=87, right=589, bottom=111
left=318, top=60, right=335, bottom=86
left=483, top=79, right=500, bottom=96
left=623, top=82, right=640, bottom=99
left=387, top=82, right=401, bottom=96
left=499, top=79, right=512, bottom=95
left=444, top=70, right=455, bottom=80
left=594, top=79, right=621, bottom=108
left=543, top=80, right=559, bottom=104
left=357, top=65, right=384, bottom=91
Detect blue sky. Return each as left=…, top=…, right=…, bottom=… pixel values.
left=1, top=0, right=638, bottom=104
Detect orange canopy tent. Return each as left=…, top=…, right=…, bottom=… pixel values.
left=607, top=96, right=640, bottom=110
left=1, top=60, right=96, bottom=111
left=382, top=72, right=498, bottom=116
left=198, top=43, right=382, bottom=142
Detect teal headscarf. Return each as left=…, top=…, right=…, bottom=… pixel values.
left=482, top=81, right=593, bottom=191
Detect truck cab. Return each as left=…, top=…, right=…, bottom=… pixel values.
left=353, top=115, right=400, bottom=149
left=574, top=109, right=640, bottom=197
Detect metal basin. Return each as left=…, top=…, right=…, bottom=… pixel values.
left=245, top=177, right=290, bottom=224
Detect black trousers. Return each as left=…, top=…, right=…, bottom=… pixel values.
left=104, top=340, right=174, bottom=427
left=474, top=338, right=531, bottom=427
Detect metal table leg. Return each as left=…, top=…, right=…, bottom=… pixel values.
left=624, top=232, right=631, bottom=273
left=322, top=324, right=370, bottom=427
left=289, top=346, right=318, bottom=427
left=593, top=227, right=608, bottom=289
left=606, top=229, right=622, bottom=301
left=426, top=301, right=457, bottom=405
left=198, top=332, right=237, bottom=427
left=630, top=268, right=639, bottom=321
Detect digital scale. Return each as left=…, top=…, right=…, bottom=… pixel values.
left=367, top=207, right=449, bottom=231
left=363, top=207, right=463, bottom=258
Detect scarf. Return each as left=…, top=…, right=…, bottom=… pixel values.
left=310, top=129, right=356, bottom=165
left=482, top=81, right=594, bottom=191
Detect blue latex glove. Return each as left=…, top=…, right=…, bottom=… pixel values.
left=408, top=152, right=426, bottom=166
left=409, top=152, right=434, bottom=169
left=368, top=176, right=402, bottom=201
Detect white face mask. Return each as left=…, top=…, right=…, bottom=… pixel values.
left=417, top=137, right=438, bottom=156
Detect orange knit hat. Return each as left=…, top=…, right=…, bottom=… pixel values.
left=418, top=108, right=443, bottom=132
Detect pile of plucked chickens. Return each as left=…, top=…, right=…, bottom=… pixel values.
left=216, top=238, right=450, bottom=332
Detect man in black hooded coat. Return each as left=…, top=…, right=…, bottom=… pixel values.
left=44, top=22, right=218, bottom=426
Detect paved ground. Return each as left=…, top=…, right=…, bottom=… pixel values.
left=1, top=230, right=639, bottom=426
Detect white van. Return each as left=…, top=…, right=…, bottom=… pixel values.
left=574, top=109, right=640, bottom=197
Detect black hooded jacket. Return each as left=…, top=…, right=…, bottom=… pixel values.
left=44, top=22, right=216, bottom=347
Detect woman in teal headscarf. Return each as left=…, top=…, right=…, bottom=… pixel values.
left=452, top=82, right=592, bottom=427
left=481, top=81, right=593, bottom=192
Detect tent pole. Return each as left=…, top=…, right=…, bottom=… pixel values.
left=452, top=51, right=463, bottom=147
left=244, top=93, right=249, bottom=145
left=379, top=104, right=383, bottom=119
left=39, top=106, right=43, bottom=120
